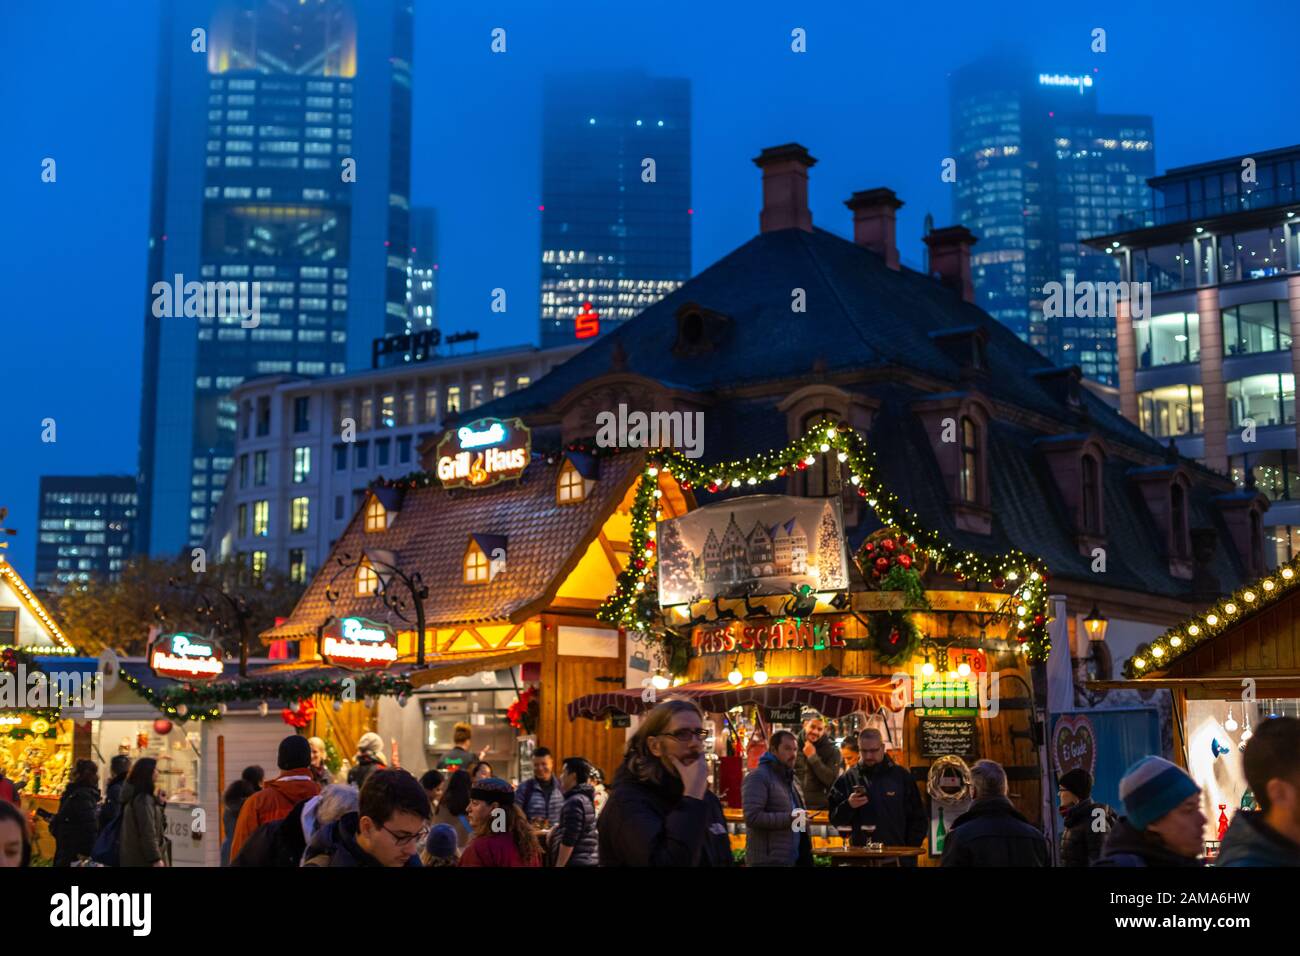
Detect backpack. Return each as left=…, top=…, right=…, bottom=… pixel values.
left=91, top=810, right=123, bottom=867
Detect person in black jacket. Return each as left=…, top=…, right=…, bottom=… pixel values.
left=555, top=756, right=599, bottom=867
left=827, top=728, right=927, bottom=863
left=98, top=755, right=131, bottom=832
left=1057, top=768, right=1116, bottom=867
left=231, top=796, right=311, bottom=867
left=941, top=759, right=1049, bottom=866
left=599, top=699, right=732, bottom=867
left=794, top=714, right=842, bottom=811
left=52, top=760, right=100, bottom=866
left=1095, top=756, right=1204, bottom=868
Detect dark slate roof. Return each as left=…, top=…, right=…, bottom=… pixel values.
left=265, top=452, right=645, bottom=638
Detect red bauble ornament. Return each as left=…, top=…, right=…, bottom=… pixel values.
left=881, top=538, right=896, bottom=552
left=680, top=482, right=691, bottom=490
left=992, top=576, right=1005, bottom=589
left=707, top=483, right=719, bottom=493
left=646, top=539, right=656, bottom=550
left=898, top=553, right=913, bottom=569
left=796, top=460, right=807, bottom=471
left=778, top=468, right=787, bottom=477
left=1040, top=571, right=1051, bottom=583
left=858, top=488, right=867, bottom=497
left=874, top=556, right=890, bottom=572
left=863, top=542, right=876, bottom=553
left=634, top=558, right=646, bottom=570
left=954, top=572, right=965, bottom=582
left=153, top=718, right=173, bottom=736
left=1033, top=614, right=1045, bottom=626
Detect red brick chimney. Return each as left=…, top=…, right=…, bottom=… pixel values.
left=924, top=225, right=978, bottom=302
left=752, top=143, right=817, bottom=233
left=844, top=188, right=904, bottom=270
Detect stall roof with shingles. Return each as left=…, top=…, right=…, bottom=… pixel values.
left=263, top=452, right=646, bottom=642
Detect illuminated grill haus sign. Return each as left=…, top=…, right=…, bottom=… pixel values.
left=436, top=417, right=531, bottom=489
left=322, top=617, right=399, bottom=670
left=150, top=633, right=224, bottom=681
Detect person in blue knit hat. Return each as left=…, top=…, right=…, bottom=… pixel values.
left=1094, top=756, right=1204, bottom=867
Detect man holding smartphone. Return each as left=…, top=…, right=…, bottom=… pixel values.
left=827, top=728, right=927, bottom=863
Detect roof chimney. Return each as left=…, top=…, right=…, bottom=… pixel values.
left=752, top=143, right=817, bottom=233
left=844, top=188, right=904, bottom=269
left=924, top=225, right=978, bottom=303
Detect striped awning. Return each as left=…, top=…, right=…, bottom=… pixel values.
left=567, top=676, right=900, bottom=721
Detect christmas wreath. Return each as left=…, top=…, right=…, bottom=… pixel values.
left=857, top=529, right=929, bottom=599
left=867, top=610, right=922, bottom=666
left=927, top=755, right=974, bottom=807
left=507, top=686, right=539, bottom=735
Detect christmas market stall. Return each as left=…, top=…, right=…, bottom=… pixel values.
left=1098, top=554, right=1300, bottom=859
left=256, top=416, right=691, bottom=783
left=574, top=421, right=1054, bottom=862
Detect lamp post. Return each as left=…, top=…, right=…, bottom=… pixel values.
left=324, top=551, right=430, bottom=666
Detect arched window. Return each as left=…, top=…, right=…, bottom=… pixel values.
left=557, top=459, right=586, bottom=504
left=464, top=542, right=489, bottom=584
left=356, top=556, right=379, bottom=596
left=1170, top=482, right=1189, bottom=558
left=364, top=497, right=386, bottom=532
left=960, top=417, right=981, bottom=504
left=1081, top=455, right=1101, bottom=533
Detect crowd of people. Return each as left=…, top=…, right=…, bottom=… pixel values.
left=2, top=706, right=1298, bottom=868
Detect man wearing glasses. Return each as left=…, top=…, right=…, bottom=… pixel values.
left=304, top=769, right=431, bottom=867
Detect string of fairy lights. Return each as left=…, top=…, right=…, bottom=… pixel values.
left=1125, top=554, right=1300, bottom=678
left=596, top=419, right=1054, bottom=661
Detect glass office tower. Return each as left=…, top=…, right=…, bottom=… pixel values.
left=138, top=0, right=413, bottom=555
left=540, top=71, right=691, bottom=347
left=35, top=476, right=139, bottom=591
left=407, top=206, right=437, bottom=333
left=950, top=56, right=1154, bottom=384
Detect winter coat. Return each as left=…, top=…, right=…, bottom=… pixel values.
left=459, top=831, right=541, bottom=868
left=119, top=783, right=170, bottom=867
left=432, top=801, right=472, bottom=848
left=51, top=781, right=101, bottom=866
left=598, top=761, right=733, bottom=867
left=99, top=775, right=126, bottom=831
left=557, top=783, right=599, bottom=866
left=940, top=796, right=1050, bottom=867
left=1093, top=816, right=1203, bottom=868
left=827, top=755, right=927, bottom=861
left=794, top=735, right=842, bottom=811
left=1060, top=799, right=1117, bottom=867
left=517, top=776, right=565, bottom=826
left=231, top=797, right=310, bottom=867
left=228, top=770, right=320, bottom=863
left=1216, top=811, right=1300, bottom=867
left=303, top=811, right=421, bottom=867
left=742, top=753, right=812, bottom=867
left=346, top=753, right=386, bottom=787
left=310, top=765, right=333, bottom=787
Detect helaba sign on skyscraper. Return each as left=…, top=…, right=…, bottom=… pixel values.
left=1037, top=73, right=1093, bottom=94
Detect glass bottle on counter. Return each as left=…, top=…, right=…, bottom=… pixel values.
left=935, top=807, right=947, bottom=854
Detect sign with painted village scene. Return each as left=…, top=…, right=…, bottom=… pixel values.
left=656, top=495, right=849, bottom=606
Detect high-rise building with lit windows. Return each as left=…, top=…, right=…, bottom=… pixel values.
left=35, top=476, right=138, bottom=592
left=406, top=206, right=437, bottom=333
left=950, top=55, right=1154, bottom=384
left=539, top=71, right=691, bottom=347
left=138, top=0, right=414, bottom=556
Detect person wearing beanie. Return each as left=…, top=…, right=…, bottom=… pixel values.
left=229, top=734, right=321, bottom=863
left=347, top=732, right=388, bottom=787
left=1095, top=756, right=1204, bottom=867
left=458, top=777, right=541, bottom=867
left=421, top=823, right=460, bottom=866
left=1217, top=717, right=1300, bottom=867
left=1057, top=768, right=1117, bottom=867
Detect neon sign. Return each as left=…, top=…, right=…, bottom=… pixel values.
left=1037, top=73, right=1093, bottom=93
left=321, top=616, right=398, bottom=670
left=150, top=633, right=224, bottom=681
left=575, top=302, right=600, bottom=340
left=436, top=417, right=531, bottom=489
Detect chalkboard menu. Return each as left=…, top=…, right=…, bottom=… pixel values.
left=919, top=717, right=977, bottom=758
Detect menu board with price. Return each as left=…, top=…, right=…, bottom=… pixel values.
left=918, top=717, right=977, bottom=758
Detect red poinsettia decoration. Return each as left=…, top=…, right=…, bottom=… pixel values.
left=507, top=686, right=540, bottom=735
left=281, top=698, right=316, bottom=729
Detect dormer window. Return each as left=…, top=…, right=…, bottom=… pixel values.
left=960, top=417, right=981, bottom=504
left=365, top=497, right=386, bottom=532
left=558, top=460, right=586, bottom=504
left=1081, top=454, right=1102, bottom=534
left=356, top=556, right=379, bottom=596
left=464, top=540, right=490, bottom=584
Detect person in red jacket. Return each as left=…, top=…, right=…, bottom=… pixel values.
left=458, top=778, right=541, bottom=867
left=229, top=735, right=320, bottom=863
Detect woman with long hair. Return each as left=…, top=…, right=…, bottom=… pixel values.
left=432, top=767, right=473, bottom=848
left=598, top=698, right=732, bottom=866
left=120, top=757, right=169, bottom=867
left=457, top=777, right=540, bottom=867
left=51, top=759, right=99, bottom=866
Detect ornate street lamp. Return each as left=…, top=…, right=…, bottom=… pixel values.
left=164, top=576, right=256, bottom=677
left=324, top=551, right=430, bottom=666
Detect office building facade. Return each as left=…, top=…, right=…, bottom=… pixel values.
left=950, top=56, right=1154, bottom=384
left=204, top=342, right=583, bottom=583
left=540, top=71, right=691, bottom=347
left=138, top=0, right=414, bottom=557
left=35, top=476, right=139, bottom=591
left=407, top=206, right=437, bottom=333
left=1088, top=145, right=1300, bottom=563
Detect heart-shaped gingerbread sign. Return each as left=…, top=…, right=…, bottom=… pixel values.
left=1052, top=714, right=1096, bottom=777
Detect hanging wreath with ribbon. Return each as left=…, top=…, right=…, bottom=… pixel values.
left=868, top=610, right=921, bottom=666
left=927, top=754, right=974, bottom=807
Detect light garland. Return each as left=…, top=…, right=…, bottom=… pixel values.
left=1124, top=552, right=1300, bottom=678
left=596, top=420, right=1053, bottom=661
left=0, top=562, right=75, bottom=651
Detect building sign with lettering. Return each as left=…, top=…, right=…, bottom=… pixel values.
left=1051, top=713, right=1097, bottom=777
left=692, top=617, right=847, bottom=655
left=435, top=417, right=531, bottom=489
left=150, top=633, right=224, bottom=682
left=321, top=617, right=399, bottom=670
